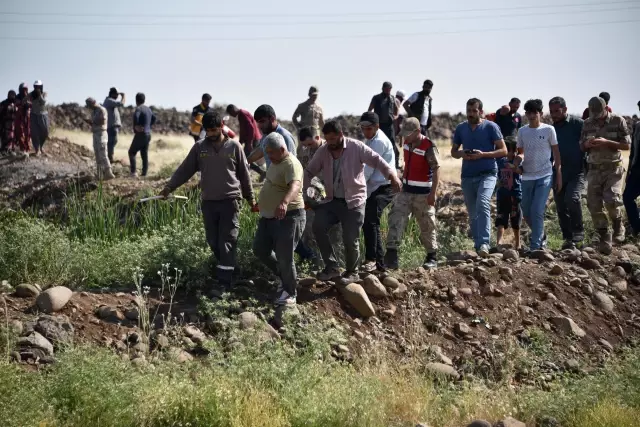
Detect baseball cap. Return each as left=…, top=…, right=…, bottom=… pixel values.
left=399, top=117, right=421, bottom=137
left=588, top=96, right=606, bottom=118
left=359, top=111, right=379, bottom=126
left=396, top=90, right=406, bottom=98
left=33, top=80, right=43, bottom=86
left=308, top=86, right=319, bottom=96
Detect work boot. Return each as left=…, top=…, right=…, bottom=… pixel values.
left=613, top=219, right=626, bottom=244
left=423, top=252, right=438, bottom=270
left=597, top=229, right=613, bottom=255
left=384, top=248, right=399, bottom=270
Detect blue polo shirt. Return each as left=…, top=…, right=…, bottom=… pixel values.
left=453, top=120, right=503, bottom=178
left=260, top=124, right=297, bottom=168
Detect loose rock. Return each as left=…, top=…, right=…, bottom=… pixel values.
left=36, top=286, right=72, bottom=313
left=454, top=322, right=471, bottom=336
left=238, top=311, right=259, bottom=329
left=96, top=306, right=125, bottom=322
left=9, top=319, right=23, bottom=335
left=167, top=347, right=193, bottom=363
left=424, top=362, right=460, bottom=380
left=124, top=307, right=140, bottom=321
left=34, top=315, right=74, bottom=347
left=593, top=292, right=614, bottom=313
left=581, top=258, right=602, bottom=270
left=154, top=334, right=170, bottom=350
left=495, top=417, right=526, bottom=427
left=17, top=331, right=54, bottom=356
left=447, top=250, right=477, bottom=261
left=340, top=283, right=376, bottom=317
left=452, top=301, right=466, bottom=313
left=465, top=421, right=492, bottom=427
left=611, top=280, right=628, bottom=292
left=382, top=276, right=401, bottom=290
left=549, top=264, right=564, bottom=275
left=550, top=316, right=586, bottom=337
left=459, top=287, right=473, bottom=296
left=502, top=249, right=519, bottom=261
left=362, top=275, right=388, bottom=298
left=613, top=266, right=627, bottom=277
left=184, top=325, right=206, bottom=343
left=14, top=284, right=40, bottom=298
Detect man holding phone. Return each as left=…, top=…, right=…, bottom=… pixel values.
left=451, top=98, right=507, bottom=257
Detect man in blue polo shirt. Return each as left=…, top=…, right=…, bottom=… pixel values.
left=248, top=104, right=297, bottom=169
left=451, top=98, right=507, bottom=257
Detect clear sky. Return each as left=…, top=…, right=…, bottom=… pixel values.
left=1, top=0, right=639, bottom=117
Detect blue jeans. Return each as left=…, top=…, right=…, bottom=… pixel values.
left=461, top=174, right=497, bottom=250
left=521, top=175, right=553, bottom=250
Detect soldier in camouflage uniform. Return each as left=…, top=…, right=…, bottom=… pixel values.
left=85, top=97, right=115, bottom=180
left=385, top=118, right=440, bottom=269
left=292, top=86, right=325, bottom=132
left=581, top=96, right=631, bottom=254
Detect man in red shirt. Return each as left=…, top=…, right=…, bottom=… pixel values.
left=582, top=92, right=612, bottom=120
left=227, top=104, right=265, bottom=179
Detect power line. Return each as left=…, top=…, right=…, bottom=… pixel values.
left=1, top=5, right=637, bottom=27
left=0, top=0, right=636, bottom=19
left=1, top=18, right=637, bottom=42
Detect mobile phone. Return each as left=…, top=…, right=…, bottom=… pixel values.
left=464, top=149, right=477, bottom=155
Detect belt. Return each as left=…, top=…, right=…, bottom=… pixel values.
left=588, top=161, right=622, bottom=169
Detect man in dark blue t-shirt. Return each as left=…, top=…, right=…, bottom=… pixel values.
left=451, top=98, right=507, bottom=256
left=495, top=97, right=522, bottom=142
left=128, top=92, right=156, bottom=177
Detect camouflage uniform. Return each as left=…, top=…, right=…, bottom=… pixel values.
left=292, top=100, right=325, bottom=132
left=91, top=104, right=114, bottom=180
left=581, top=102, right=631, bottom=245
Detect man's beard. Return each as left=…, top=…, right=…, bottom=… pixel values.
left=327, top=143, right=342, bottom=151
left=468, top=116, right=480, bottom=124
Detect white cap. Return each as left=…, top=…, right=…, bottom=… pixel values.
left=34, top=80, right=43, bottom=86
left=396, top=90, right=406, bottom=98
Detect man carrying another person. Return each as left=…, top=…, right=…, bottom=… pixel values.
left=404, top=80, right=434, bottom=137
left=253, top=133, right=306, bottom=307
left=359, top=112, right=396, bottom=272
left=226, top=104, right=265, bottom=180
left=190, top=93, right=213, bottom=142
left=304, top=120, right=401, bottom=285
left=292, top=86, right=325, bottom=132
left=549, top=96, right=585, bottom=249
left=160, top=111, right=256, bottom=291
left=494, top=97, right=522, bottom=146
left=369, top=81, right=400, bottom=169
left=129, top=93, right=156, bottom=177
left=511, top=99, right=562, bottom=254
left=581, top=96, right=631, bottom=254
left=385, top=117, right=440, bottom=270
left=85, top=97, right=115, bottom=180
left=103, top=87, right=126, bottom=163
left=451, top=98, right=507, bottom=257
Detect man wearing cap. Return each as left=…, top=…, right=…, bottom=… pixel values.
left=160, top=111, right=256, bottom=291
left=582, top=92, right=612, bottom=120
left=85, top=98, right=115, bottom=180
left=359, top=111, right=396, bottom=272
left=385, top=117, right=440, bottom=270
left=451, top=98, right=507, bottom=257
left=190, top=94, right=213, bottom=142
left=581, top=96, right=631, bottom=254
left=369, top=82, right=400, bottom=168
left=292, top=86, right=325, bottom=132
left=102, top=87, right=126, bottom=163
left=623, top=101, right=640, bottom=241
left=304, top=120, right=401, bottom=285
left=404, top=80, right=434, bottom=137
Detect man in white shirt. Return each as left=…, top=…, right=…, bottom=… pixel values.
left=404, top=80, right=433, bottom=137
left=512, top=99, right=562, bottom=254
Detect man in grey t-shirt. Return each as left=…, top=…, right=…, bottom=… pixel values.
left=102, top=87, right=126, bottom=163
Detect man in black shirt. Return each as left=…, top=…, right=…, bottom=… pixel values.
left=368, top=81, right=399, bottom=168
left=190, top=93, right=213, bottom=142
left=495, top=97, right=522, bottom=143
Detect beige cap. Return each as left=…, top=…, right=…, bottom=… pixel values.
left=399, top=117, right=421, bottom=137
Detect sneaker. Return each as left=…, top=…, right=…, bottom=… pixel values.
left=541, top=234, right=548, bottom=249
left=338, top=271, right=359, bottom=286
left=477, top=244, right=490, bottom=258
left=317, top=267, right=341, bottom=282
left=561, top=241, right=576, bottom=250
left=423, top=253, right=438, bottom=270
left=130, top=172, right=139, bottom=178
left=275, top=290, right=296, bottom=306
left=361, top=261, right=377, bottom=273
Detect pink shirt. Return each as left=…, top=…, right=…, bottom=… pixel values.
left=304, top=137, right=396, bottom=209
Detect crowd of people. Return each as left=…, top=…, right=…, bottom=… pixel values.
left=2, top=79, right=639, bottom=310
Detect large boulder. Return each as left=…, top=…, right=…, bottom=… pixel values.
left=339, top=283, right=376, bottom=317
left=17, top=331, right=54, bottom=356
left=34, top=315, right=74, bottom=348
left=550, top=316, right=586, bottom=337
left=36, top=286, right=72, bottom=313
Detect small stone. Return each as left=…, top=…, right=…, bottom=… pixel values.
left=452, top=300, right=466, bottom=312
left=362, top=275, right=388, bottom=298
left=124, top=307, right=140, bottom=321
left=599, top=338, right=614, bottom=352
left=115, top=292, right=126, bottom=297
left=550, top=316, right=586, bottom=337
left=502, top=249, right=519, bottom=261
left=168, top=347, right=193, bottom=363
left=17, top=331, right=54, bottom=356
left=582, top=283, right=594, bottom=295
left=391, top=282, right=408, bottom=297
left=545, top=292, right=557, bottom=301
left=131, top=356, right=148, bottom=367
left=540, top=252, right=555, bottom=262
left=183, top=325, right=206, bottom=343
left=498, top=266, right=513, bottom=277
left=340, top=283, right=376, bottom=317
left=611, top=280, right=627, bottom=292
left=495, top=417, right=526, bottom=427
left=465, top=307, right=475, bottom=317
left=549, top=264, right=564, bottom=275
left=565, top=359, right=580, bottom=372
left=382, top=305, right=397, bottom=317
left=458, top=265, right=475, bottom=276
left=519, top=305, right=535, bottom=316
left=354, top=330, right=365, bottom=339
left=14, top=284, right=40, bottom=298
left=569, top=277, right=582, bottom=287
left=337, top=344, right=350, bottom=354
left=582, top=258, right=602, bottom=270
left=593, top=292, right=614, bottom=312
left=35, top=287, right=72, bottom=314
left=459, top=287, right=473, bottom=296
left=154, top=334, right=170, bottom=349
left=96, top=306, right=125, bottom=322
left=454, top=322, right=471, bottom=336
left=181, top=336, right=194, bottom=347
left=447, top=250, right=477, bottom=261
left=595, top=276, right=608, bottom=287
left=238, top=311, right=259, bottom=329
left=382, top=276, right=401, bottom=290
left=613, top=266, right=627, bottom=278
left=424, top=362, right=460, bottom=380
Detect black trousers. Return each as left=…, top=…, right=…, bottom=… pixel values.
left=623, top=170, right=640, bottom=235
left=128, top=133, right=151, bottom=176
left=363, top=185, right=395, bottom=266
left=554, top=173, right=585, bottom=243
left=202, top=199, right=241, bottom=285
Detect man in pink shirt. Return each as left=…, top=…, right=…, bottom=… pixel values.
left=304, top=120, right=402, bottom=285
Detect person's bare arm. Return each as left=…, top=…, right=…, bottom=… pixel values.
left=275, top=180, right=301, bottom=220
left=120, top=93, right=126, bottom=105
left=403, top=100, right=413, bottom=117
left=247, top=146, right=264, bottom=163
